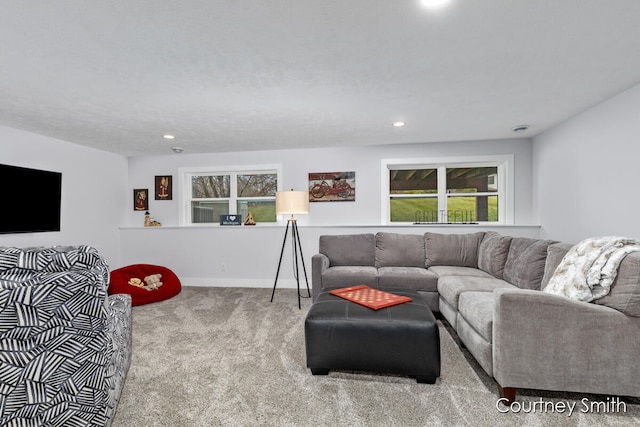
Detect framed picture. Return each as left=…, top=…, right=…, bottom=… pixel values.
left=309, top=171, right=356, bottom=202
left=133, top=189, right=149, bottom=211
left=155, top=175, right=172, bottom=200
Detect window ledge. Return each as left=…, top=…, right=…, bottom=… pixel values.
left=119, top=223, right=541, bottom=230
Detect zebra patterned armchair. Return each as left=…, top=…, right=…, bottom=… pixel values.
left=0, top=245, right=132, bottom=426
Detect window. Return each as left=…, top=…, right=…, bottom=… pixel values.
left=446, top=166, right=499, bottom=222
left=389, top=168, right=438, bottom=222
left=181, top=166, right=280, bottom=225
left=383, top=156, right=512, bottom=224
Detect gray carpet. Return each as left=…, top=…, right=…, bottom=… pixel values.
left=112, top=287, right=640, bottom=426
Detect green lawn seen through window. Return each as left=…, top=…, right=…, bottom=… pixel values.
left=390, top=196, right=498, bottom=222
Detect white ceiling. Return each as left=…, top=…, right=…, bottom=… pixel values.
left=1, top=1, right=640, bottom=157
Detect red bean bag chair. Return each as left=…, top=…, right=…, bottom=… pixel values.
left=109, top=264, right=182, bottom=306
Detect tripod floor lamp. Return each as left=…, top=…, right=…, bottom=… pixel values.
left=271, top=189, right=311, bottom=309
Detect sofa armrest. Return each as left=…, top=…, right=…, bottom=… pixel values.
left=493, top=288, right=640, bottom=396
left=312, top=253, right=330, bottom=301
left=106, top=294, right=133, bottom=403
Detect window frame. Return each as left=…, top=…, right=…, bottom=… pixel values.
left=179, top=164, right=282, bottom=225
left=381, top=155, right=514, bottom=225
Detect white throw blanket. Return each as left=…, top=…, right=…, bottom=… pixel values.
left=544, top=236, right=640, bottom=302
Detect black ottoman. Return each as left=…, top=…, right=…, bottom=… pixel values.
left=305, top=288, right=440, bottom=383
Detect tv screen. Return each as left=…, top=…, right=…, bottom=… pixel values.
left=0, top=164, right=62, bottom=234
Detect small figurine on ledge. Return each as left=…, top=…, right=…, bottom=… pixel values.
left=244, top=212, right=256, bottom=226
left=144, top=211, right=162, bottom=227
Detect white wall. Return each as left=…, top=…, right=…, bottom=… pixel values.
left=533, top=83, right=640, bottom=243
left=0, top=125, right=128, bottom=267
left=121, top=138, right=537, bottom=286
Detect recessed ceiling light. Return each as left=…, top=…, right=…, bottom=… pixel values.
left=393, top=121, right=406, bottom=127
left=511, top=125, right=529, bottom=133
left=171, top=147, right=184, bottom=153
left=420, top=0, right=451, bottom=9
left=163, top=134, right=175, bottom=140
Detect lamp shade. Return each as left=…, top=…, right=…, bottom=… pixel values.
left=276, top=190, right=309, bottom=215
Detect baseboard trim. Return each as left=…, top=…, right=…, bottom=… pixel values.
left=180, top=277, right=305, bottom=289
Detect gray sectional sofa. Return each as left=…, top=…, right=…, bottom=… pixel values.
left=0, top=245, right=132, bottom=426
left=311, top=231, right=640, bottom=403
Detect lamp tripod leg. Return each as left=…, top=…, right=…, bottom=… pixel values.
left=292, top=221, right=311, bottom=299
left=270, top=220, right=290, bottom=303
left=291, top=222, right=301, bottom=309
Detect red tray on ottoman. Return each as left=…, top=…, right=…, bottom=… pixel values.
left=329, top=285, right=413, bottom=310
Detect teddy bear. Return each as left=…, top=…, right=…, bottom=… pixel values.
left=128, top=277, right=144, bottom=288
left=143, top=273, right=163, bottom=291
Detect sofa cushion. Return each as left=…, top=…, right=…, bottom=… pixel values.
left=478, top=232, right=513, bottom=279
left=456, top=307, right=495, bottom=377
left=458, top=291, right=495, bottom=342
left=429, top=265, right=495, bottom=279
left=424, top=232, right=485, bottom=268
left=540, top=242, right=574, bottom=289
left=594, top=252, right=640, bottom=317
left=437, top=275, right=514, bottom=311
left=375, top=232, right=425, bottom=268
left=320, top=266, right=378, bottom=288
left=503, top=237, right=556, bottom=290
left=320, top=234, right=375, bottom=266
left=377, top=266, right=439, bottom=292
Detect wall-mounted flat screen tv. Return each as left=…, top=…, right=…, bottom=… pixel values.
left=0, top=163, right=62, bottom=234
